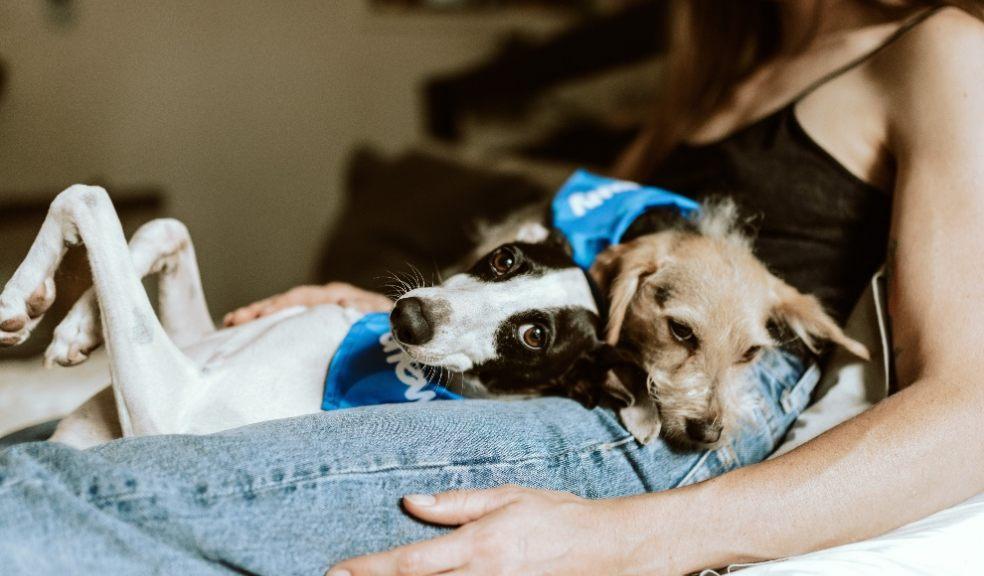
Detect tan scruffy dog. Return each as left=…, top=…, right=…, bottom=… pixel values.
left=591, top=200, right=870, bottom=448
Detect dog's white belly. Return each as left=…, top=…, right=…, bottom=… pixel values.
left=175, top=304, right=364, bottom=434
left=59, top=304, right=364, bottom=440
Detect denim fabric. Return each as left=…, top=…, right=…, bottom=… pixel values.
left=0, top=348, right=815, bottom=576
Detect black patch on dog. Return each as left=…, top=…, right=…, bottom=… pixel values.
left=469, top=306, right=614, bottom=404
left=461, top=237, right=619, bottom=405
left=467, top=240, right=576, bottom=283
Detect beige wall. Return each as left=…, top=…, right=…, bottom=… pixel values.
left=0, top=0, right=566, bottom=315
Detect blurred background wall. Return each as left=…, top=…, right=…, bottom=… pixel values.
left=0, top=0, right=568, bottom=315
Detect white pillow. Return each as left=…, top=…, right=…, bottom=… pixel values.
left=771, top=270, right=891, bottom=457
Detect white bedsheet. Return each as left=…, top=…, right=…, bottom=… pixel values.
left=721, top=492, right=984, bottom=575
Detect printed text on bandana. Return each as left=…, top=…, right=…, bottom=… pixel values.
left=380, top=332, right=435, bottom=402
left=567, top=181, right=641, bottom=217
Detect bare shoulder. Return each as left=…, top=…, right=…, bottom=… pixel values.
left=880, top=8, right=983, bottom=94
left=907, top=8, right=980, bottom=64
left=872, top=8, right=984, bottom=148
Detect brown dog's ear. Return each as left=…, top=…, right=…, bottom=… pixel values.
left=589, top=242, right=630, bottom=293
left=771, top=282, right=870, bottom=360
left=591, top=237, right=671, bottom=346
left=603, top=265, right=650, bottom=346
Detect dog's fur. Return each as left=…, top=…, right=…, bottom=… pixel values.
left=0, top=185, right=608, bottom=448
left=590, top=200, right=869, bottom=447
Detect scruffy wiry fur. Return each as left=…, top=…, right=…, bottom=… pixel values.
left=591, top=199, right=869, bottom=448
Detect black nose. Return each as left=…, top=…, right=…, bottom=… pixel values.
left=391, top=297, right=435, bottom=345
left=685, top=418, right=722, bottom=445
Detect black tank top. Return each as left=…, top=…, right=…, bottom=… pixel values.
left=640, top=10, right=938, bottom=324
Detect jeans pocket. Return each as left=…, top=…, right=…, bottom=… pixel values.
left=751, top=350, right=821, bottom=446
left=676, top=442, right=741, bottom=487
left=777, top=363, right=821, bottom=416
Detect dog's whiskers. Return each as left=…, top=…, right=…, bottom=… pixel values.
left=377, top=264, right=434, bottom=302
left=404, top=262, right=431, bottom=292
left=377, top=271, right=415, bottom=300
left=419, top=364, right=462, bottom=395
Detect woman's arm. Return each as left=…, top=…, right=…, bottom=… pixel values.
left=328, top=12, right=983, bottom=576
left=623, top=11, right=984, bottom=572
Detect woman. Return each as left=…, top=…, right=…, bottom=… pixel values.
left=1, top=2, right=981, bottom=574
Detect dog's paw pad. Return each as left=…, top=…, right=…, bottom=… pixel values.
left=26, top=279, right=56, bottom=319
left=0, top=312, right=31, bottom=347
left=0, top=315, right=28, bottom=333
left=45, top=343, right=90, bottom=368
left=44, top=339, right=93, bottom=368
left=0, top=277, right=55, bottom=346
left=0, top=333, right=26, bottom=347
left=47, top=308, right=101, bottom=367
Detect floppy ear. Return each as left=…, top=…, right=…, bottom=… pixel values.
left=590, top=237, right=669, bottom=346
left=589, top=242, right=630, bottom=294
left=771, top=282, right=870, bottom=360
left=601, top=365, right=661, bottom=444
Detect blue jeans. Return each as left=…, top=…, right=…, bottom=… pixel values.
left=0, top=349, right=816, bottom=575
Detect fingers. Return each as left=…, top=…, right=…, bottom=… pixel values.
left=327, top=530, right=472, bottom=576
left=402, top=485, right=524, bottom=526
left=223, top=299, right=272, bottom=327
left=222, top=283, right=394, bottom=327
left=337, top=293, right=394, bottom=313
left=323, top=283, right=393, bottom=313
left=222, top=286, right=315, bottom=327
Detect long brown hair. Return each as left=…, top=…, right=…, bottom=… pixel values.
left=614, top=0, right=983, bottom=180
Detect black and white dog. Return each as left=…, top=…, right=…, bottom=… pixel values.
left=0, top=185, right=610, bottom=448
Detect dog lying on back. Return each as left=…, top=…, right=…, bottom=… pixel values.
left=589, top=200, right=869, bottom=447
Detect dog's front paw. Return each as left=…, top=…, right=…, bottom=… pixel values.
left=0, top=277, right=56, bottom=347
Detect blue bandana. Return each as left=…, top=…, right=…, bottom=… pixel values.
left=323, top=170, right=698, bottom=411
left=323, top=312, right=463, bottom=411
left=551, top=169, right=700, bottom=270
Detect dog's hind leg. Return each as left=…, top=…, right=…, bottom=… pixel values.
left=0, top=185, right=205, bottom=437
left=45, top=218, right=216, bottom=367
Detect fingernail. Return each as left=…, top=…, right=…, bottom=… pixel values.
left=326, top=570, right=351, bottom=576
left=405, top=493, right=436, bottom=506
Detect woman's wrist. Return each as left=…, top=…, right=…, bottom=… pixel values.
left=607, top=477, right=753, bottom=574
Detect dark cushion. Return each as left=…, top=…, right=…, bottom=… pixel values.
left=317, top=148, right=552, bottom=291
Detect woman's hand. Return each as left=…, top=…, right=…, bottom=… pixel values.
left=223, top=282, right=393, bottom=327
left=327, top=485, right=644, bottom=576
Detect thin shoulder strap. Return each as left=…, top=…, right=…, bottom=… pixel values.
left=792, top=7, right=944, bottom=103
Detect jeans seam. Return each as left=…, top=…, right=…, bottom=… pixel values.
left=79, top=435, right=640, bottom=505
left=0, top=478, right=39, bottom=495
left=675, top=450, right=713, bottom=487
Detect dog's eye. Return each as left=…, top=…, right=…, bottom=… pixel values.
left=667, top=319, right=696, bottom=344
left=740, top=346, right=762, bottom=363
left=489, top=248, right=516, bottom=276
left=519, top=323, right=549, bottom=350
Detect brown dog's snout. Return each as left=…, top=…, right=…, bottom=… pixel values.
left=684, top=417, right=722, bottom=445
left=391, top=297, right=435, bottom=345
